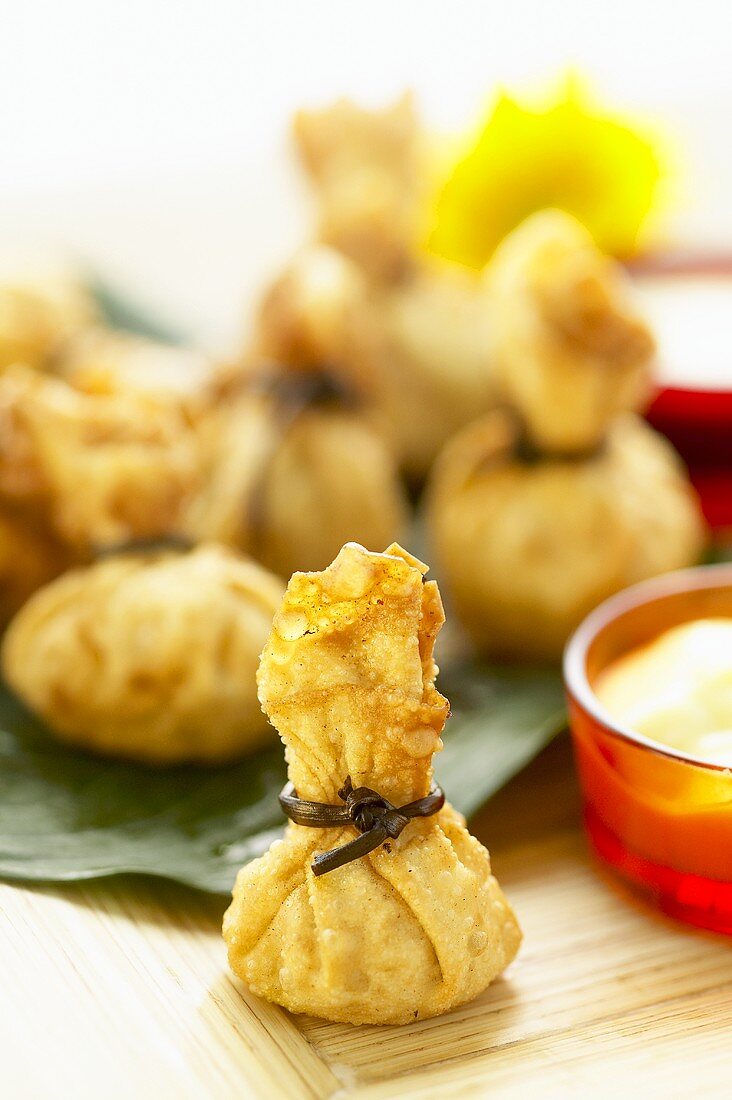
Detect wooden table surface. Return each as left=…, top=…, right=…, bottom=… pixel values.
left=1, top=736, right=730, bottom=1100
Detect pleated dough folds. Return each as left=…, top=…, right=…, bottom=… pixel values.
left=224, top=542, right=521, bottom=1024
left=488, top=209, right=655, bottom=454
left=2, top=544, right=284, bottom=763
left=427, top=411, right=705, bottom=661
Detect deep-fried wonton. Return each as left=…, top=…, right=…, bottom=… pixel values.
left=252, top=246, right=376, bottom=390
left=254, top=245, right=497, bottom=480
left=0, top=365, right=201, bottom=551
left=427, top=411, right=705, bottom=661
left=370, top=262, right=498, bottom=478
left=0, top=273, right=97, bottom=373
left=223, top=542, right=521, bottom=1025
left=186, top=362, right=408, bottom=580
left=285, top=95, right=504, bottom=476
left=294, top=93, right=422, bottom=283
left=2, top=544, right=284, bottom=763
left=0, top=505, right=71, bottom=627
left=487, top=209, right=655, bottom=454
left=55, top=326, right=214, bottom=404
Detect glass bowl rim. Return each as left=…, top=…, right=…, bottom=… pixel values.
left=563, top=562, right=732, bottom=773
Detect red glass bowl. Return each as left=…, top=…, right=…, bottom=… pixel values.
left=564, top=564, right=732, bottom=933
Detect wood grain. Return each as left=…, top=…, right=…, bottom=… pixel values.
left=1, top=737, right=730, bottom=1100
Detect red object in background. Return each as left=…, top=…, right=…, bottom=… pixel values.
left=647, top=384, right=732, bottom=530
left=564, top=565, right=732, bottom=934
left=631, top=253, right=732, bottom=532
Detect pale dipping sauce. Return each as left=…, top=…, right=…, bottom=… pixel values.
left=595, top=618, right=732, bottom=767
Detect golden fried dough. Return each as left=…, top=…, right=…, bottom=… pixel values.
left=289, top=95, right=502, bottom=477
left=488, top=209, right=655, bottom=454
left=55, top=326, right=214, bottom=403
left=0, top=506, right=71, bottom=627
left=0, top=365, right=200, bottom=551
left=427, top=411, right=705, bottom=661
left=186, top=368, right=408, bottom=579
left=2, top=544, right=284, bottom=764
left=254, top=245, right=497, bottom=479
left=294, top=93, right=421, bottom=283
left=252, top=246, right=377, bottom=394
left=371, top=263, right=498, bottom=478
left=0, top=273, right=97, bottom=373
left=223, top=543, right=521, bottom=1024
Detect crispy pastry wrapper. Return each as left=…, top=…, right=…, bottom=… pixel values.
left=294, top=94, right=421, bottom=284
left=427, top=411, right=706, bottom=661
left=0, top=505, right=72, bottom=627
left=253, top=246, right=376, bottom=386
left=0, top=365, right=201, bottom=551
left=186, top=371, right=408, bottom=580
left=370, top=264, right=498, bottom=478
left=2, top=544, right=284, bottom=764
left=223, top=543, right=521, bottom=1025
left=0, top=274, right=97, bottom=373
left=55, top=327, right=215, bottom=405
left=287, top=93, right=501, bottom=476
left=253, top=244, right=498, bottom=480
left=487, top=209, right=655, bottom=454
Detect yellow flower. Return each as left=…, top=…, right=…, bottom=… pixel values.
left=427, top=77, right=664, bottom=268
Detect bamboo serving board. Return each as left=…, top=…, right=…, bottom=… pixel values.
left=1, top=736, right=730, bottom=1100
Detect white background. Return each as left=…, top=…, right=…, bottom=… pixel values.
left=1, top=0, right=730, bottom=350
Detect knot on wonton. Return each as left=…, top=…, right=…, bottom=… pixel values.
left=342, top=778, right=409, bottom=837
left=224, top=543, right=522, bottom=1026
left=279, top=775, right=446, bottom=876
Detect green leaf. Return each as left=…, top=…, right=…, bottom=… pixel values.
left=0, top=665, right=564, bottom=896
left=0, top=284, right=567, bottom=895
left=88, top=273, right=190, bottom=345
left=439, top=662, right=567, bottom=818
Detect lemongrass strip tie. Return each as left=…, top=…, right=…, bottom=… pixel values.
left=279, top=776, right=446, bottom=876
left=94, top=533, right=196, bottom=558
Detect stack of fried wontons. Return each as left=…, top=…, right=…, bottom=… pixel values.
left=0, top=93, right=706, bottom=766
left=257, top=94, right=705, bottom=660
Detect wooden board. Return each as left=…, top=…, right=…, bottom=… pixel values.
left=1, top=736, right=730, bottom=1100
